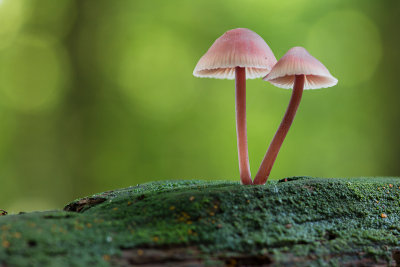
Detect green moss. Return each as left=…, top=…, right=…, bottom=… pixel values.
left=1, top=177, right=400, bottom=266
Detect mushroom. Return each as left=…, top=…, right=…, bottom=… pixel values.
left=253, top=47, right=338, bottom=185
left=193, top=28, right=277, bottom=185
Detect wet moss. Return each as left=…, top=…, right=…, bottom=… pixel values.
left=0, top=177, right=400, bottom=266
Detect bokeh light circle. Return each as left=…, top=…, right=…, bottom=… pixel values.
left=95, top=22, right=197, bottom=121
left=0, top=0, right=28, bottom=50
left=307, top=10, right=382, bottom=87
left=0, top=35, right=69, bottom=112
left=118, top=28, right=197, bottom=120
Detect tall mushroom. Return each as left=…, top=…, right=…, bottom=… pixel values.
left=253, top=47, right=338, bottom=185
left=193, top=28, right=277, bottom=185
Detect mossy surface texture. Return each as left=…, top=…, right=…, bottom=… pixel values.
left=1, top=177, right=400, bottom=266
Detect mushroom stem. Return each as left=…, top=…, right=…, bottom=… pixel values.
left=235, top=67, right=252, bottom=185
left=253, top=74, right=305, bottom=185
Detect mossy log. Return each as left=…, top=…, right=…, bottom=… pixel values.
left=1, top=177, right=400, bottom=266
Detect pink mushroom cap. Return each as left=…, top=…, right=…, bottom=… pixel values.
left=264, top=47, right=338, bottom=89
left=193, top=28, right=277, bottom=80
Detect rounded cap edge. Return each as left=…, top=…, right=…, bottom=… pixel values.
left=263, top=47, right=338, bottom=89
left=193, top=28, right=277, bottom=80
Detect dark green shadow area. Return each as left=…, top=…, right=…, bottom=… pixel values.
left=1, top=177, right=400, bottom=266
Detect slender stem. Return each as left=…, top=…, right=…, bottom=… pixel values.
left=235, top=67, right=252, bottom=185
left=253, top=74, right=305, bottom=185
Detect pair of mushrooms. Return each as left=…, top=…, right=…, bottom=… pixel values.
left=193, top=28, right=338, bottom=185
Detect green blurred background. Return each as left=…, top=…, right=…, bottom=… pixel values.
left=0, top=0, right=399, bottom=212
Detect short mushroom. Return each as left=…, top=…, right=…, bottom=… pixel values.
left=193, top=28, right=277, bottom=185
left=253, top=47, right=338, bottom=185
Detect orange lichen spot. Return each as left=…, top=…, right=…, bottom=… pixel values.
left=2, top=240, right=10, bottom=248
left=376, top=200, right=379, bottom=203
left=213, top=205, right=218, bottom=209
left=189, top=196, right=195, bottom=201
left=14, top=232, right=21, bottom=239
left=169, top=206, right=175, bottom=210
left=112, top=207, right=119, bottom=211
left=103, top=254, right=111, bottom=261
left=137, top=249, right=144, bottom=256
left=187, top=221, right=193, bottom=225
left=153, top=236, right=159, bottom=242
left=209, top=212, right=215, bottom=216
left=181, top=212, right=189, bottom=218
left=217, top=224, right=223, bottom=228
left=1, top=225, right=10, bottom=231
left=389, top=184, right=393, bottom=188
left=127, top=201, right=132, bottom=206
left=74, top=225, right=84, bottom=230
left=387, top=191, right=390, bottom=194
left=381, top=213, right=387, bottom=218
left=188, top=229, right=193, bottom=235
left=246, top=200, right=250, bottom=204
left=212, top=220, right=216, bottom=224
left=86, top=223, right=92, bottom=228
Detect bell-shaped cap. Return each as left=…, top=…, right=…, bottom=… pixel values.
left=264, top=47, right=338, bottom=89
left=193, top=28, right=277, bottom=80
